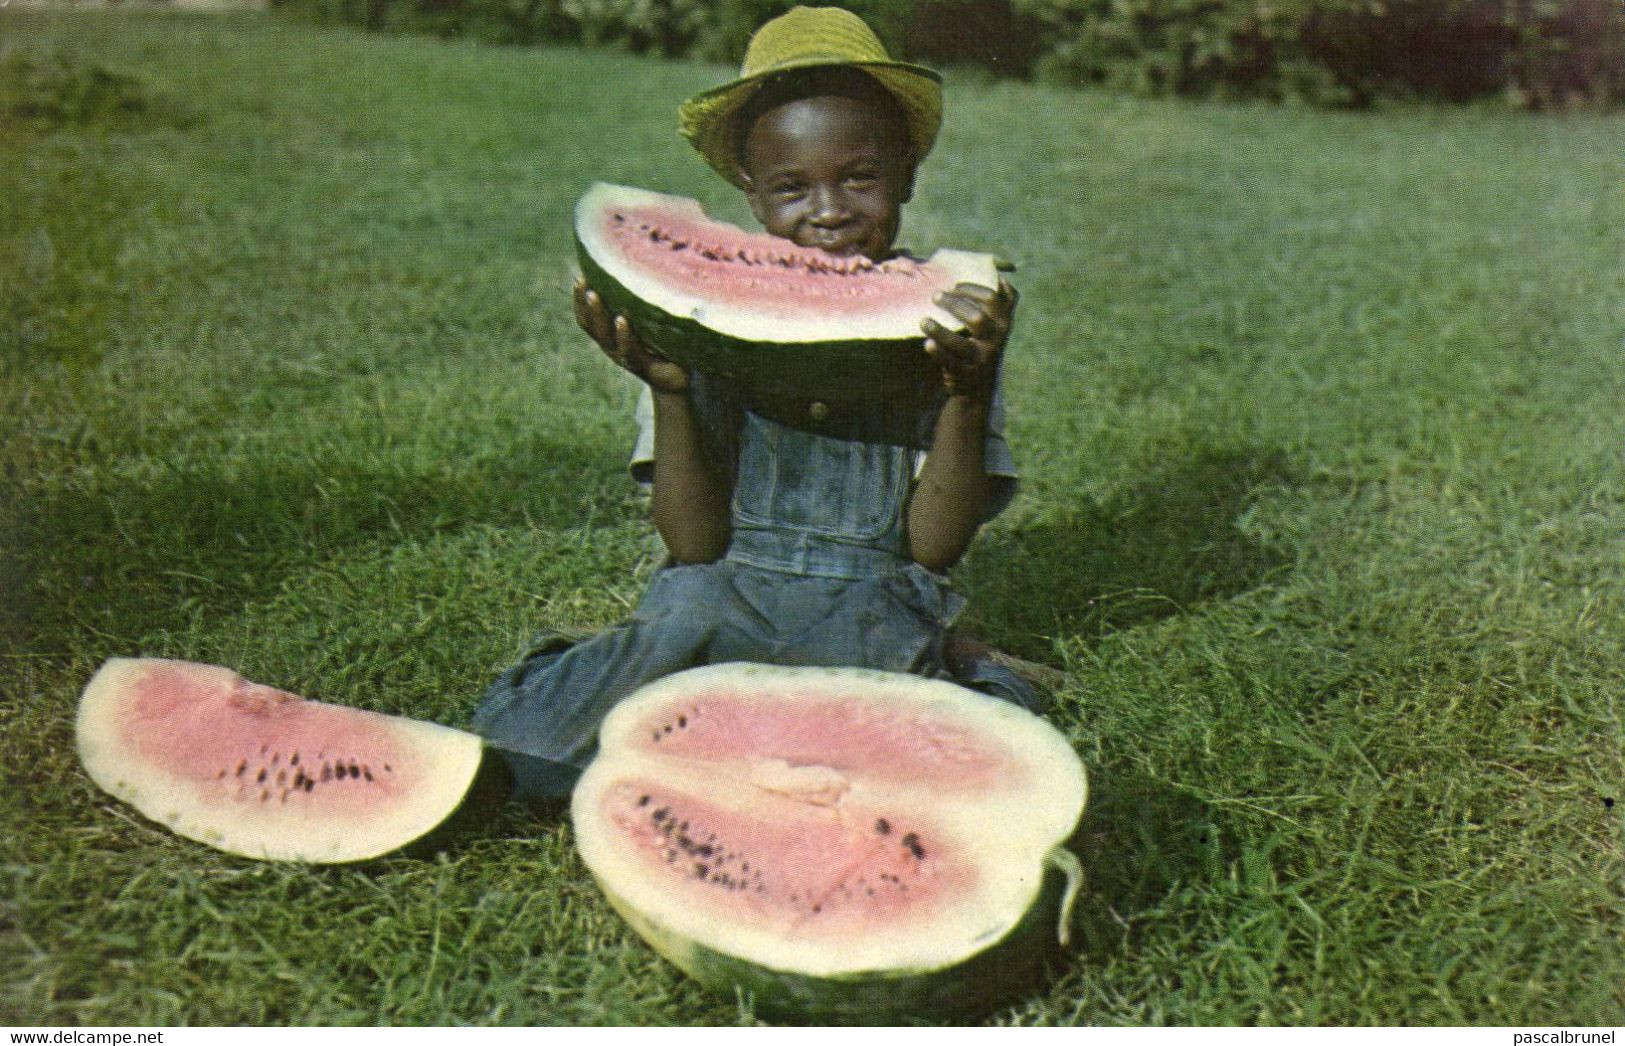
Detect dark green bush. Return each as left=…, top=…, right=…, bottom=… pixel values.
left=269, top=0, right=1625, bottom=107
left=1015, top=0, right=1625, bottom=105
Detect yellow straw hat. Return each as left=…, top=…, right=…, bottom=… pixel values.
left=678, top=6, right=943, bottom=189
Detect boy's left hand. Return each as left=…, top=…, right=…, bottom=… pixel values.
left=922, top=279, right=1018, bottom=399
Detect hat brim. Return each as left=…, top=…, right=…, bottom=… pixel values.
left=679, top=59, right=943, bottom=189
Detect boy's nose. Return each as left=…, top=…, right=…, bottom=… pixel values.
left=808, top=187, right=849, bottom=226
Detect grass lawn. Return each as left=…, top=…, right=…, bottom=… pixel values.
left=3, top=8, right=1623, bottom=1026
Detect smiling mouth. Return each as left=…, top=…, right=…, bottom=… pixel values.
left=804, top=236, right=863, bottom=256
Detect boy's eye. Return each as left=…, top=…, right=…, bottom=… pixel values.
left=845, top=172, right=877, bottom=187
left=771, top=181, right=805, bottom=199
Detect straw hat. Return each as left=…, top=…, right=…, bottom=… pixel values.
left=678, top=6, right=943, bottom=188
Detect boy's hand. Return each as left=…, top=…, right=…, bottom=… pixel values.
left=921, top=279, right=1018, bottom=400
left=574, top=275, right=690, bottom=394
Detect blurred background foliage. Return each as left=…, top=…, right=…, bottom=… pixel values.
left=271, top=0, right=1625, bottom=108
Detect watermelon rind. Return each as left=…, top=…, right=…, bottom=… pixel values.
left=76, top=657, right=489, bottom=863
left=574, top=183, right=1001, bottom=405
left=599, top=845, right=1083, bottom=1024
left=571, top=663, right=1089, bottom=1023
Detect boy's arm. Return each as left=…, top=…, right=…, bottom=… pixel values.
left=648, top=387, right=732, bottom=563
left=577, top=279, right=732, bottom=563
left=907, top=393, right=995, bottom=572
left=904, top=280, right=1018, bottom=573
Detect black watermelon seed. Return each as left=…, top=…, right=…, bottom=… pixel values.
left=348, top=762, right=360, bottom=777
left=271, top=752, right=280, bottom=765
left=256, top=768, right=267, bottom=784
left=259, top=789, right=269, bottom=802
left=216, top=769, right=227, bottom=779
left=235, top=760, right=247, bottom=776
left=363, top=768, right=373, bottom=781
left=383, top=764, right=392, bottom=772
left=334, top=764, right=347, bottom=780
left=875, top=818, right=891, bottom=835
left=290, top=753, right=299, bottom=766
left=303, top=778, right=315, bottom=792
left=677, top=715, right=687, bottom=728
left=652, top=731, right=661, bottom=742
left=321, top=765, right=333, bottom=782
left=638, top=795, right=651, bottom=807
left=693, top=863, right=709, bottom=878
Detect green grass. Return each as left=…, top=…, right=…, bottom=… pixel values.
left=3, top=9, right=1623, bottom=1026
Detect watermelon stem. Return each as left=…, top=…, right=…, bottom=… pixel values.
left=1047, top=846, right=1084, bottom=948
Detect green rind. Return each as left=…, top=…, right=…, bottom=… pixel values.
left=576, top=239, right=942, bottom=407
left=595, top=846, right=1082, bottom=1025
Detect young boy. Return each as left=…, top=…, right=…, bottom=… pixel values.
left=475, top=6, right=1034, bottom=800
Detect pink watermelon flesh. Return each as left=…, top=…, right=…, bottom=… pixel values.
left=632, top=685, right=1011, bottom=792
left=593, top=198, right=941, bottom=322
left=128, top=661, right=421, bottom=810
left=77, top=658, right=486, bottom=862
left=598, top=776, right=974, bottom=938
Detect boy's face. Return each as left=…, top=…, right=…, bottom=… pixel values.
left=737, top=94, right=914, bottom=262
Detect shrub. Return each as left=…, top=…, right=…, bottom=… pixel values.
left=1015, top=0, right=1625, bottom=105
left=268, top=0, right=1625, bottom=107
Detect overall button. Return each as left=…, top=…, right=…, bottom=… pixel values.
left=808, top=401, right=830, bottom=422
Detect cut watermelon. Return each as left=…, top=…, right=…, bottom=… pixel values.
left=76, top=658, right=489, bottom=863
left=574, top=182, right=999, bottom=404
left=570, top=663, right=1087, bottom=1022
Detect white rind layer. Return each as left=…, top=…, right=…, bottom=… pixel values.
left=76, top=657, right=486, bottom=863
left=575, top=183, right=1000, bottom=345
left=571, top=663, right=1086, bottom=978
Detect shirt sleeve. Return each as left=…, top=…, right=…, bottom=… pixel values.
left=628, top=384, right=655, bottom=485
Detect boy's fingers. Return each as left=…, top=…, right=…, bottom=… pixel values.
left=923, top=321, right=978, bottom=369
left=932, top=294, right=1004, bottom=340
left=576, top=287, right=613, bottom=345
left=949, top=281, right=999, bottom=305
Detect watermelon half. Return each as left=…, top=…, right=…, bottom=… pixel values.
left=76, top=658, right=489, bottom=863
left=571, top=663, right=1087, bottom=1023
left=574, top=183, right=1000, bottom=406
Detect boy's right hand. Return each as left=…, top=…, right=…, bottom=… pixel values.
left=574, top=275, right=690, bottom=394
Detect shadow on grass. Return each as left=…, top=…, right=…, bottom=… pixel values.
left=958, top=447, right=1299, bottom=661
left=1066, top=768, right=1236, bottom=954
left=3, top=435, right=620, bottom=656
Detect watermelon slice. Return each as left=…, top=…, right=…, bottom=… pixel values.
left=76, top=658, right=489, bottom=863
left=571, top=663, right=1087, bottom=1022
left=574, top=182, right=1000, bottom=405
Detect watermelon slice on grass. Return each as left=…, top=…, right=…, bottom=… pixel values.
left=571, top=663, right=1089, bottom=1023
left=76, top=657, right=499, bottom=863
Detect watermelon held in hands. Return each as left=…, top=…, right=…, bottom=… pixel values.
left=570, top=663, right=1088, bottom=1023
left=76, top=658, right=493, bottom=863
left=574, top=182, right=1001, bottom=405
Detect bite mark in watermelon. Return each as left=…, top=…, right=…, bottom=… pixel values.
left=77, top=658, right=488, bottom=863
left=574, top=183, right=1000, bottom=404
left=571, top=663, right=1088, bottom=1023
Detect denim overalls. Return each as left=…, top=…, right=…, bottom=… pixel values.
left=472, top=380, right=1040, bottom=800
